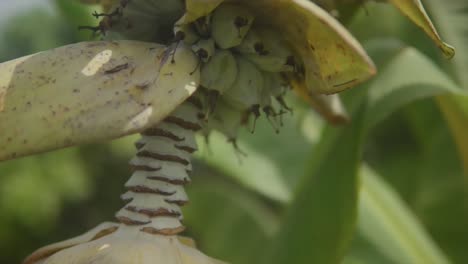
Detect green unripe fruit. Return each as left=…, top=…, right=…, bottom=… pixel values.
left=242, top=27, right=297, bottom=73
left=223, top=56, right=263, bottom=111
left=211, top=4, right=255, bottom=49
left=235, top=28, right=266, bottom=55
left=174, top=24, right=200, bottom=45
left=266, top=73, right=288, bottom=97
left=200, top=50, right=238, bottom=94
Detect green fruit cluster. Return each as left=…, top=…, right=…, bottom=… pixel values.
left=174, top=3, right=300, bottom=141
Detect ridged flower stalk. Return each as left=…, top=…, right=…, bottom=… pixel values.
left=117, top=102, right=201, bottom=236
left=22, top=102, right=226, bottom=264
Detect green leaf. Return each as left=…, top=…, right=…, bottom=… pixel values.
left=195, top=131, right=292, bottom=203
left=0, top=148, right=90, bottom=246
left=262, top=101, right=366, bottom=264
left=344, top=233, right=397, bottom=264
left=365, top=47, right=462, bottom=129
left=184, top=167, right=279, bottom=264
left=194, top=98, right=327, bottom=204
left=358, top=165, right=451, bottom=264
left=366, top=98, right=468, bottom=263
left=0, top=9, right=77, bottom=61
left=53, top=0, right=98, bottom=40
left=437, top=95, right=468, bottom=176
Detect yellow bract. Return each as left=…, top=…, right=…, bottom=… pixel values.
left=0, top=41, right=199, bottom=161
left=178, top=0, right=225, bottom=24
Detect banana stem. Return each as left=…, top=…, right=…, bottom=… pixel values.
left=115, top=102, right=202, bottom=236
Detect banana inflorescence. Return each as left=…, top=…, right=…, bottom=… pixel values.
left=82, top=1, right=303, bottom=143
left=174, top=2, right=299, bottom=143
left=20, top=1, right=377, bottom=262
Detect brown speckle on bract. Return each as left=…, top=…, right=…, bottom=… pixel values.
left=0, top=91, right=4, bottom=112
left=0, top=41, right=195, bottom=161
left=135, top=82, right=149, bottom=90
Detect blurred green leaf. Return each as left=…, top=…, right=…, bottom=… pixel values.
left=184, top=166, right=279, bottom=264
left=348, top=2, right=408, bottom=45
left=194, top=99, right=324, bottom=204
left=437, top=95, right=468, bottom=176
left=195, top=131, right=292, bottom=203
left=365, top=47, right=462, bottom=129
left=367, top=98, right=468, bottom=264
left=0, top=9, right=77, bottom=61
left=358, top=165, right=451, bottom=264
left=262, top=101, right=366, bottom=264
left=53, top=0, right=99, bottom=40
left=0, top=148, right=91, bottom=259
left=344, top=233, right=397, bottom=264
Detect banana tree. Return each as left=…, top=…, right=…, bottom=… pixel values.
left=0, top=0, right=454, bottom=263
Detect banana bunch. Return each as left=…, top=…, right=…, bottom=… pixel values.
left=81, top=0, right=377, bottom=146
left=171, top=3, right=301, bottom=143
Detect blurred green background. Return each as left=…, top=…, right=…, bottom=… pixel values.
left=0, top=1, right=467, bottom=263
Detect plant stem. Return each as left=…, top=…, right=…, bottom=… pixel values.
left=115, top=101, right=202, bottom=236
